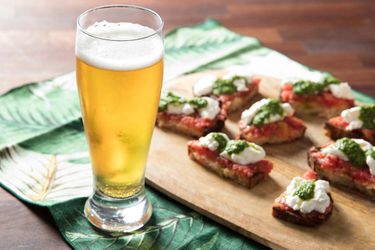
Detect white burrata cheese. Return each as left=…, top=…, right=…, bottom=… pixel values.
left=193, top=74, right=217, bottom=96
left=328, top=82, right=353, bottom=100
left=366, top=155, right=375, bottom=176
left=285, top=177, right=331, bottom=213
left=222, top=73, right=251, bottom=92
left=321, top=138, right=375, bottom=176
left=198, top=97, right=220, bottom=119
left=240, top=98, right=294, bottom=125
left=167, top=103, right=195, bottom=115
left=220, top=142, right=265, bottom=165
left=321, top=138, right=373, bottom=161
left=198, top=133, right=229, bottom=151
left=341, top=107, right=363, bottom=131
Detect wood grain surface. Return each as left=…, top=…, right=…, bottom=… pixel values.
left=0, top=0, right=374, bottom=249
left=146, top=71, right=375, bottom=250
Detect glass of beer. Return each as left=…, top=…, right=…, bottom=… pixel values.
left=75, top=5, right=163, bottom=232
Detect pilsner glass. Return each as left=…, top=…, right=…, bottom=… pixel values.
left=75, top=5, right=163, bottom=232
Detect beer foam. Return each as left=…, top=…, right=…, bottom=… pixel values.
left=76, top=21, right=163, bottom=71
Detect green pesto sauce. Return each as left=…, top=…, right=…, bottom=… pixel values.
left=212, top=75, right=248, bottom=96
left=158, top=92, right=186, bottom=112
left=336, top=138, right=367, bottom=167
left=294, top=180, right=315, bottom=200
left=158, top=92, right=208, bottom=112
left=222, top=140, right=249, bottom=156
left=359, top=105, right=375, bottom=130
left=292, top=76, right=340, bottom=96
left=251, top=99, right=284, bottom=126
left=188, top=98, right=208, bottom=109
left=367, top=149, right=375, bottom=159
left=211, top=132, right=229, bottom=152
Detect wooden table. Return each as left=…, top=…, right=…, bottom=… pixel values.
left=0, top=0, right=374, bottom=249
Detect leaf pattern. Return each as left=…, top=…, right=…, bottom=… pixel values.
left=49, top=191, right=265, bottom=250
left=0, top=73, right=80, bottom=151
left=0, top=145, right=91, bottom=206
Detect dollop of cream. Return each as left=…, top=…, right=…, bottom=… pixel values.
left=198, top=97, right=220, bottom=120
left=193, top=75, right=217, bottom=96
left=240, top=98, right=294, bottom=125
left=198, top=133, right=229, bottom=151
left=321, top=138, right=375, bottom=176
left=220, top=142, right=265, bottom=165
left=167, top=103, right=195, bottom=115
left=222, top=73, right=251, bottom=92
left=341, top=107, right=363, bottom=131
left=366, top=155, right=375, bottom=176
left=328, top=82, right=353, bottom=100
left=321, top=138, right=373, bottom=161
left=285, top=177, right=331, bottom=213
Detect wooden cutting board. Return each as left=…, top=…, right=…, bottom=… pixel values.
left=145, top=71, right=375, bottom=250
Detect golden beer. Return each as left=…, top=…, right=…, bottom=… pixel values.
left=76, top=58, right=163, bottom=198
left=76, top=5, right=163, bottom=232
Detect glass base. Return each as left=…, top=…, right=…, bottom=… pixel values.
left=84, top=189, right=152, bottom=233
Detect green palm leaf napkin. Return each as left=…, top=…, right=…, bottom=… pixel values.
left=0, top=19, right=373, bottom=250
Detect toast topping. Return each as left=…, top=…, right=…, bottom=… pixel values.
left=285, top=177, right=330, bottom=213
left=328, top=82, right=353, bottom=100
left=220, top=140, right=265, bottom=165
left=321, top=138, right=375, bottom=175
left=241, top=98, right=294, bottom=126
left=158, top=92, right=220, bottom=119
left=341, top=106, right=363, bottom=130
left=198, top=132, right=229, bottom=152
left=193, top=73, right=252, bottom=97
left=287, top=76, right=353, bottom=100
left=342, top=105, right=375, bottom=131
left=193, top=74, right=217, bottom=96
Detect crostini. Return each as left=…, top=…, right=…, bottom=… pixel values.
left=308, top=137, right=375, bottom=200
left=280, top=76, right=355, bottom=118
left=193, top=72, right=259, bottom=113
left=325, top=105, right=375, bottom=144
left=156, top=92, right=227, bottom=137
left=238, top=98, right=306, bottom=145
left=272, top=170, right=334, bottom=226
left=188, top=132, right=273, bottom=188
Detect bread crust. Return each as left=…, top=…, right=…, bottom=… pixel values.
left=187, top=141, right=272, bottom=188
left=308, top=147, right=375, bottom=200
left=280, top=85, right=354, bottom=118
left=272, top=194, right=334, bottom=227
left=239, top=116, right=306, bottom=145
left=325, top=120, right=375, bottom=145
left=218, top=80, right=259, bottom=113
left=156, top=113, right=225, bottom=138
left=156, top=106, right=227, bottom=138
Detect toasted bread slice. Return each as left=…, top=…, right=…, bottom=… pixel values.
left=187, top=140, right=273, bottom=188
left=272, top=194, right=334, bottom=227
left=239, top=116, right=306, bottom=145
left=156, top=111, right=226, bottom=138
left=308, top=147, right=375, bottom=200
left=272, top=171, right=334, bottom=226
left=325, top=117, right=375, bottom=144
left=280, top=85, right=354, bottom=118
left=218, top=79, right=259, bottom=113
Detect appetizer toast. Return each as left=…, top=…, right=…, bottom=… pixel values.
left=325, top=105, right=375, bottom=144
left=308, top=138, right=375, bottom=200
left=156, top=92, right=227, bottom=137
left=272, top=171, right=334, bottom=226
left=238, top=98, right=306, bottom=144
left=280, top=77, right=354, bottom=118
left=188, top=133, right=273, bottom=188
left=193, top=73, right=259, bottom=113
